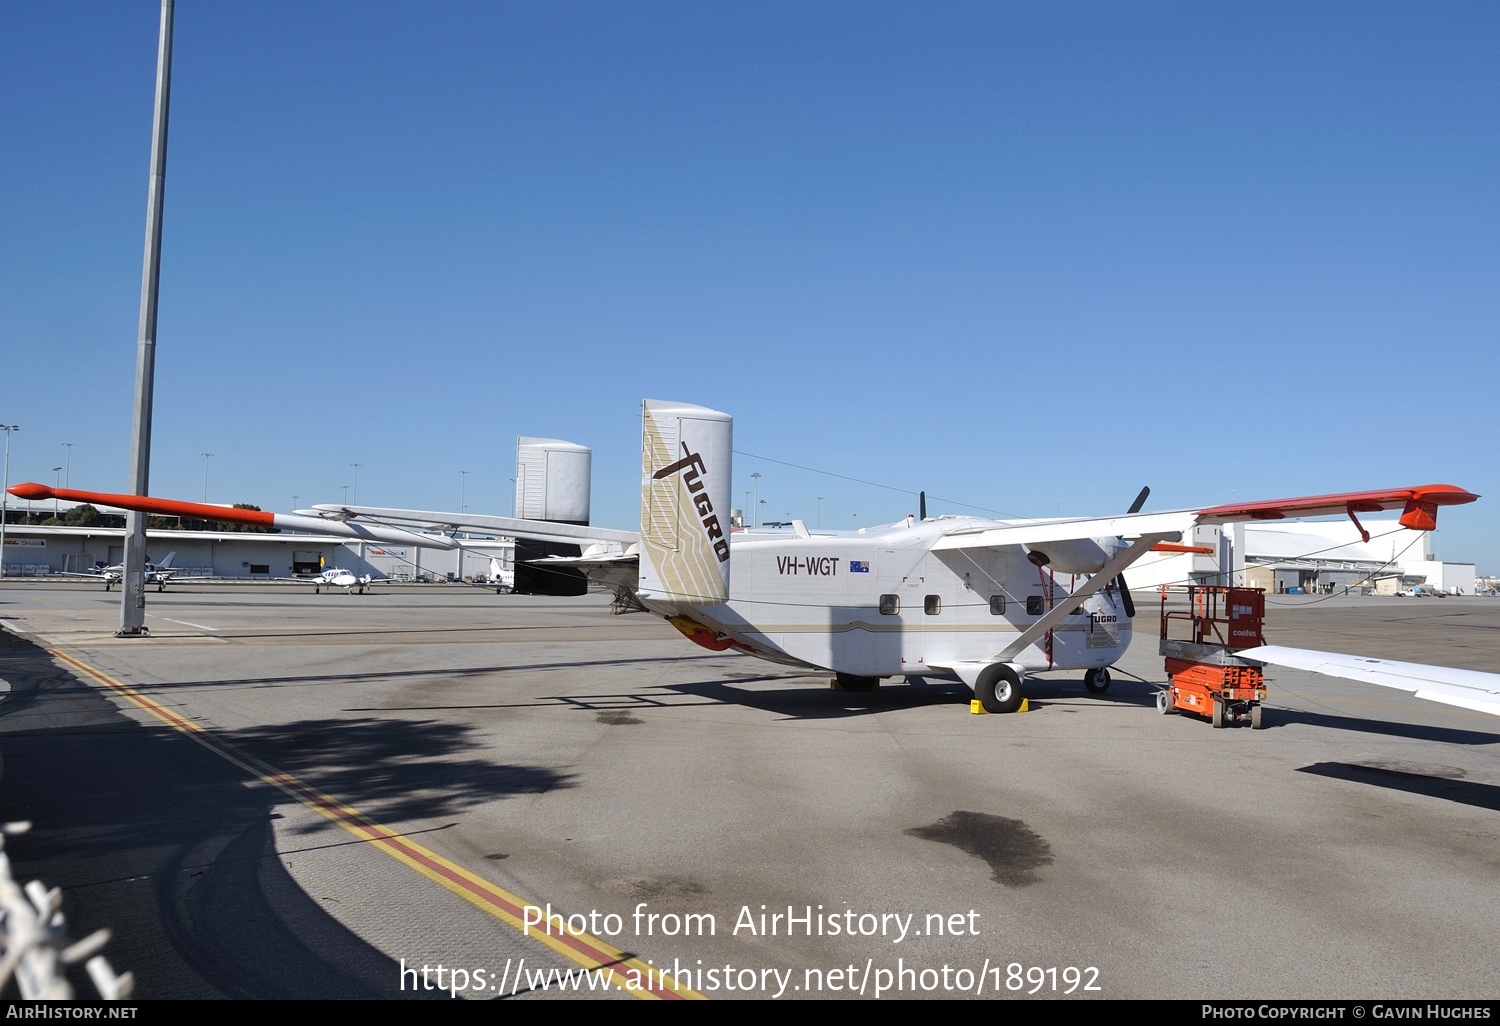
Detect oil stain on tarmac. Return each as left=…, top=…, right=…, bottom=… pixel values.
left=907, top=812, right=1055, bottom=887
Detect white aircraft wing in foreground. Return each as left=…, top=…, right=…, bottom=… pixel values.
left=1239, top=646, right=1500, bottom=718
left=303, top=505, right=638, bottom=550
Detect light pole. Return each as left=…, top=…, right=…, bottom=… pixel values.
left=758, top=498, right=766, bottom=526
left=816, top=496, right=823, bottom=529
left=62, top=443, right=76, bottom=490
left=751, top=472, right=761, bottom=528
left=341, top=484, right=349, bottom=504
left=459, top=470, right=469, bottom=513
left=350, top=463, right=361, bottom=506
left=0, top=425, right=17, bottom=576
left=200, top=453, right=213, bottom=502
left=292, top=495, right=298, bottom=512
left=119, top=0, right=175, bottom=637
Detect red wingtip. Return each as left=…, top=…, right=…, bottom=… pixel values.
left=7, top=483, right=52, bottom=500
left=1411, top=484, right=1481, bottom=506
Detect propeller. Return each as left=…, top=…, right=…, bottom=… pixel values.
left=1114, top=486, right=1150, bottom=618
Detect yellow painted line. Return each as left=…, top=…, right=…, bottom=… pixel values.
left=48, top=648, right=704, bottom=1000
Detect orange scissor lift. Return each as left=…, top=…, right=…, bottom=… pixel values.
left=1158, top=585, right=1267, bottom=728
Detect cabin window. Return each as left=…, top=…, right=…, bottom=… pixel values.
left=924, top=595, right=941, bottom=615
left=879, top=594, right=900, bottom=615
left=1026, top=595, right=1045, bottom=616
left=989, top=595, right=1006, bottom=615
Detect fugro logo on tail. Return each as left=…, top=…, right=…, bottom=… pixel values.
left=652, top=443, right=729, bottom=563
left=639, top=400, right=733, bottom=606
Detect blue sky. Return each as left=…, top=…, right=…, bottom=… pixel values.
left=3, top=3, right=1496, bottom=569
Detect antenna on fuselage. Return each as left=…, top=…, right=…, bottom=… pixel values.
left=919, top=491, right=926, bottom=520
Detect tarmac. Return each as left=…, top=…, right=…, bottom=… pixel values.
left=0, top=580, right=1496, bottom=1000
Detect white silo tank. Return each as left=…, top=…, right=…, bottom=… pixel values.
left=515, top=437, right=591, bottom=525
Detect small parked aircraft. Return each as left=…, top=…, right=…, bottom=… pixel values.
left=57, top=552, right=200, bottom=592
left=300, top=566, right=376, bottom=595
left=10, top=400, right=1485, bottom=716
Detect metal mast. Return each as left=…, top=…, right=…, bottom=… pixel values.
left=119, top=0, right=174, bottom=636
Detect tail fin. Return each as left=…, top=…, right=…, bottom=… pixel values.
left=639, top=400, right=732, bottom=605
left=158, top=552, right=176, bottom=569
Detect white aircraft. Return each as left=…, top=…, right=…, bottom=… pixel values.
left=57, top=552, right=199, bottom=592
left=301, top=567, right=376, bottom=595
left=487, top=557, right=514, bottom=593
left=11, top=401, right=1487, bottom=717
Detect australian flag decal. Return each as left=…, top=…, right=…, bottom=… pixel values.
left=849, top=560, right=870, bottom=573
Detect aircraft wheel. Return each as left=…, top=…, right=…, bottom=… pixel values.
left=104, top=583, right=111, bottom=592
left=974, top=663, right=1024, bottom=714
left=1250, top=704, right=1263, bottom=730
left=1084, top=667, right=1111, bottom=693
left=1157, top=689, right=1174, bottom=715
left=1212, top=701, right=1226, bottom=729
left=835, top=672, right=878, bottom=692
left=315, top=586, right=320, bottom=594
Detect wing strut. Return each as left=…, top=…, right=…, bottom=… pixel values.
left=997, top=532, right=1175, bottom=662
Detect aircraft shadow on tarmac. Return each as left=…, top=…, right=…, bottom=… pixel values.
left=135, top=653, right=723, bottom=693
left=648, top=673, right=1160, bottom=721
left=1297, top=761, right=1500, bottom=813
left=217, top=717, right=576, bottom=827
left=0, top=632, right=457, bottom=998
left=1258, top=707, right=1500, bottom=745
left=0, top=634, right=630, bottom=998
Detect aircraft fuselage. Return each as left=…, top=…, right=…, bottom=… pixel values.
left=644, top=518, right=1131, bottom=678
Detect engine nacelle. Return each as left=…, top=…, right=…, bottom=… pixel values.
left=1023, top=537, right=1119, bottom=575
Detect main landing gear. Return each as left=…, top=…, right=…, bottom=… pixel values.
left=835, top=672, right=878, bottom=692
left=1084, top=667, right=1112, bottom=693
left=974, top=663, right=1025, bottom=714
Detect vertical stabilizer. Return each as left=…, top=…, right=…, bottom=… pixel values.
left=639, top=400, right=732, bottom=605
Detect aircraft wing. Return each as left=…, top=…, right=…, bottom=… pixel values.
left=1239, top=645, right=1500, bottom=718
left=5, top=484, right=459, bottom=551
left=1196, top=484, right=1477, bottom=529
left=932, top=511, right=1193, bottom=550
left=308, top=504, right=639, bottom=548
left=932, top=484, right=1478, bottom=552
